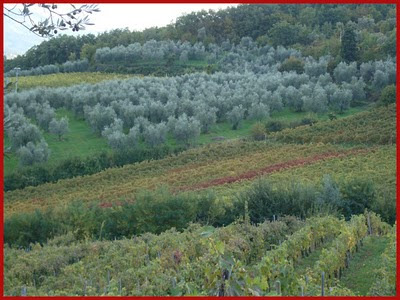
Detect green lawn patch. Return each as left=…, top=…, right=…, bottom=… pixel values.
left=339, top=235, right=389, bottom=295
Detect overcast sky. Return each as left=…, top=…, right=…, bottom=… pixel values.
left=3, top=3, right=237, bottom=57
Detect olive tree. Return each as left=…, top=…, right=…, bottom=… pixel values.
left=227, top=105, right=245, bottom=130
left=17, top=140, right=50, bottom=166
left=303, top=85, right=328, bottom=113
left=8, top=122, right=42, bottom=150
left=143, top=122, right=168, bottom=147
left=331, top=88, right=353, bottom=113
left=84, top=104, right=117, bottom=135
left=49, top=117, right=69, bottom=140
left=248, top=102, right=270, bottom=121
left=194, top=105, right=218, bottom=133
left=333, top=62, right=357, bottom=83
left=171, top=114, right=201, bottom=145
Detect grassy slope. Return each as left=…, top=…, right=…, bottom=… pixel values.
left=339, top=235, right=389, bottom=295
left=4, top=109, right=110, bottom=176
left=4, top=105, right=368, bottom=176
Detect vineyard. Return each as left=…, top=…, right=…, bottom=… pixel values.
left=5, top=72, right=134, bottom=91
left=5, top=142, right=396, bottom=219
left=3, top=3, right=396, bottom=297
left=271, top=104, right=396, bottom=145
left=3, top=213, right=394, bottom=296
left=3, top=85, right=396, bottom=296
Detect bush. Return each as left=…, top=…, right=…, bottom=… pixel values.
left=278, top=56, right=305, bottom=74
left=378, top=85, right=396, bottom=106
left=288, top=117, right=317, bottom=129
left=4, top=190, right=221, bottom=247
left=4, top=146, right=186, bottom=192
left=4, top=210, right=60, bottom=247
left=233, top=179, right=318, bottom=224
left=251, top=122, right=266, bottom=141
left=340, top=178, right=375, bottom=217
left=133, top=190, right=197, bottom=234
left=300, top=117, right=318, bottom=126
left=265, top=120, right=286, bottom=133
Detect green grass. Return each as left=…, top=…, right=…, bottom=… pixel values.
left=339, top=235, right=389, bottom=295
left=4, top=105, right=369, bottom=176
left=294, top=241, right=334, bottom=276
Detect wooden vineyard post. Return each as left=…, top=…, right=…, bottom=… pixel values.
left=21, top=286, right=27, bottom=296
left=321, top=272, right=325, bottom=296
left=346, top=251, right=350, bottom=268
left=367, top=212, right=372, bottom=235
left=275, top=280, right=281, bottom=295
left=83, top=280, right=87, bottom=296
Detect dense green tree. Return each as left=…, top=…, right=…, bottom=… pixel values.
left=378, top=85, right=396, bottom=106
left=279, top=56, right=305, bottom=74
left=341, top=25, right=358, bottom=62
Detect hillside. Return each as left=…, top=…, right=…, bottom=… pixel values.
left=271, top=104, right=396, bottom=145
left=3, top=3, right=396, bottom=297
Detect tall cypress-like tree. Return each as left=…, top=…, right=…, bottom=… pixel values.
left=341, top=26, right=358, bottom=62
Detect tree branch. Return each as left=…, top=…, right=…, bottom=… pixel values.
left=4, top=13, right=44, bottom=38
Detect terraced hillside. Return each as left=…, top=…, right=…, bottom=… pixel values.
left=5, top=104, right=396, bottom=222
left=3, top=3, right=397, bottom=296
left=3, top=103, right=396, bottom=296
left=4, top=142, right=395, bottom=218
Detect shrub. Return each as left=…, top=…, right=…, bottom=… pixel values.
left=278, top=56, right=305, bottom=74
left=300, top=116, right=318, bottom=126
left=378, top=85, right=396, bottom=106
left=233, top=179, right=318, bottom=224
left=250, top=122, right=266, bottom=141
left=4, top=210, right=60, bottom=247
left=340, top=178, right=375, bottom=217
left=265, top=120, right=286, bottom=133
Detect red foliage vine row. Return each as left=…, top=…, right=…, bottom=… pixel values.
left=179, top=148, right=371, bottom=192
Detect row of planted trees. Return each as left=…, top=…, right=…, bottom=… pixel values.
left=4, top=49, right=395, bottom=165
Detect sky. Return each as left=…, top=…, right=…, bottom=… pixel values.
left=3, top=3, right=237, bottom=57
